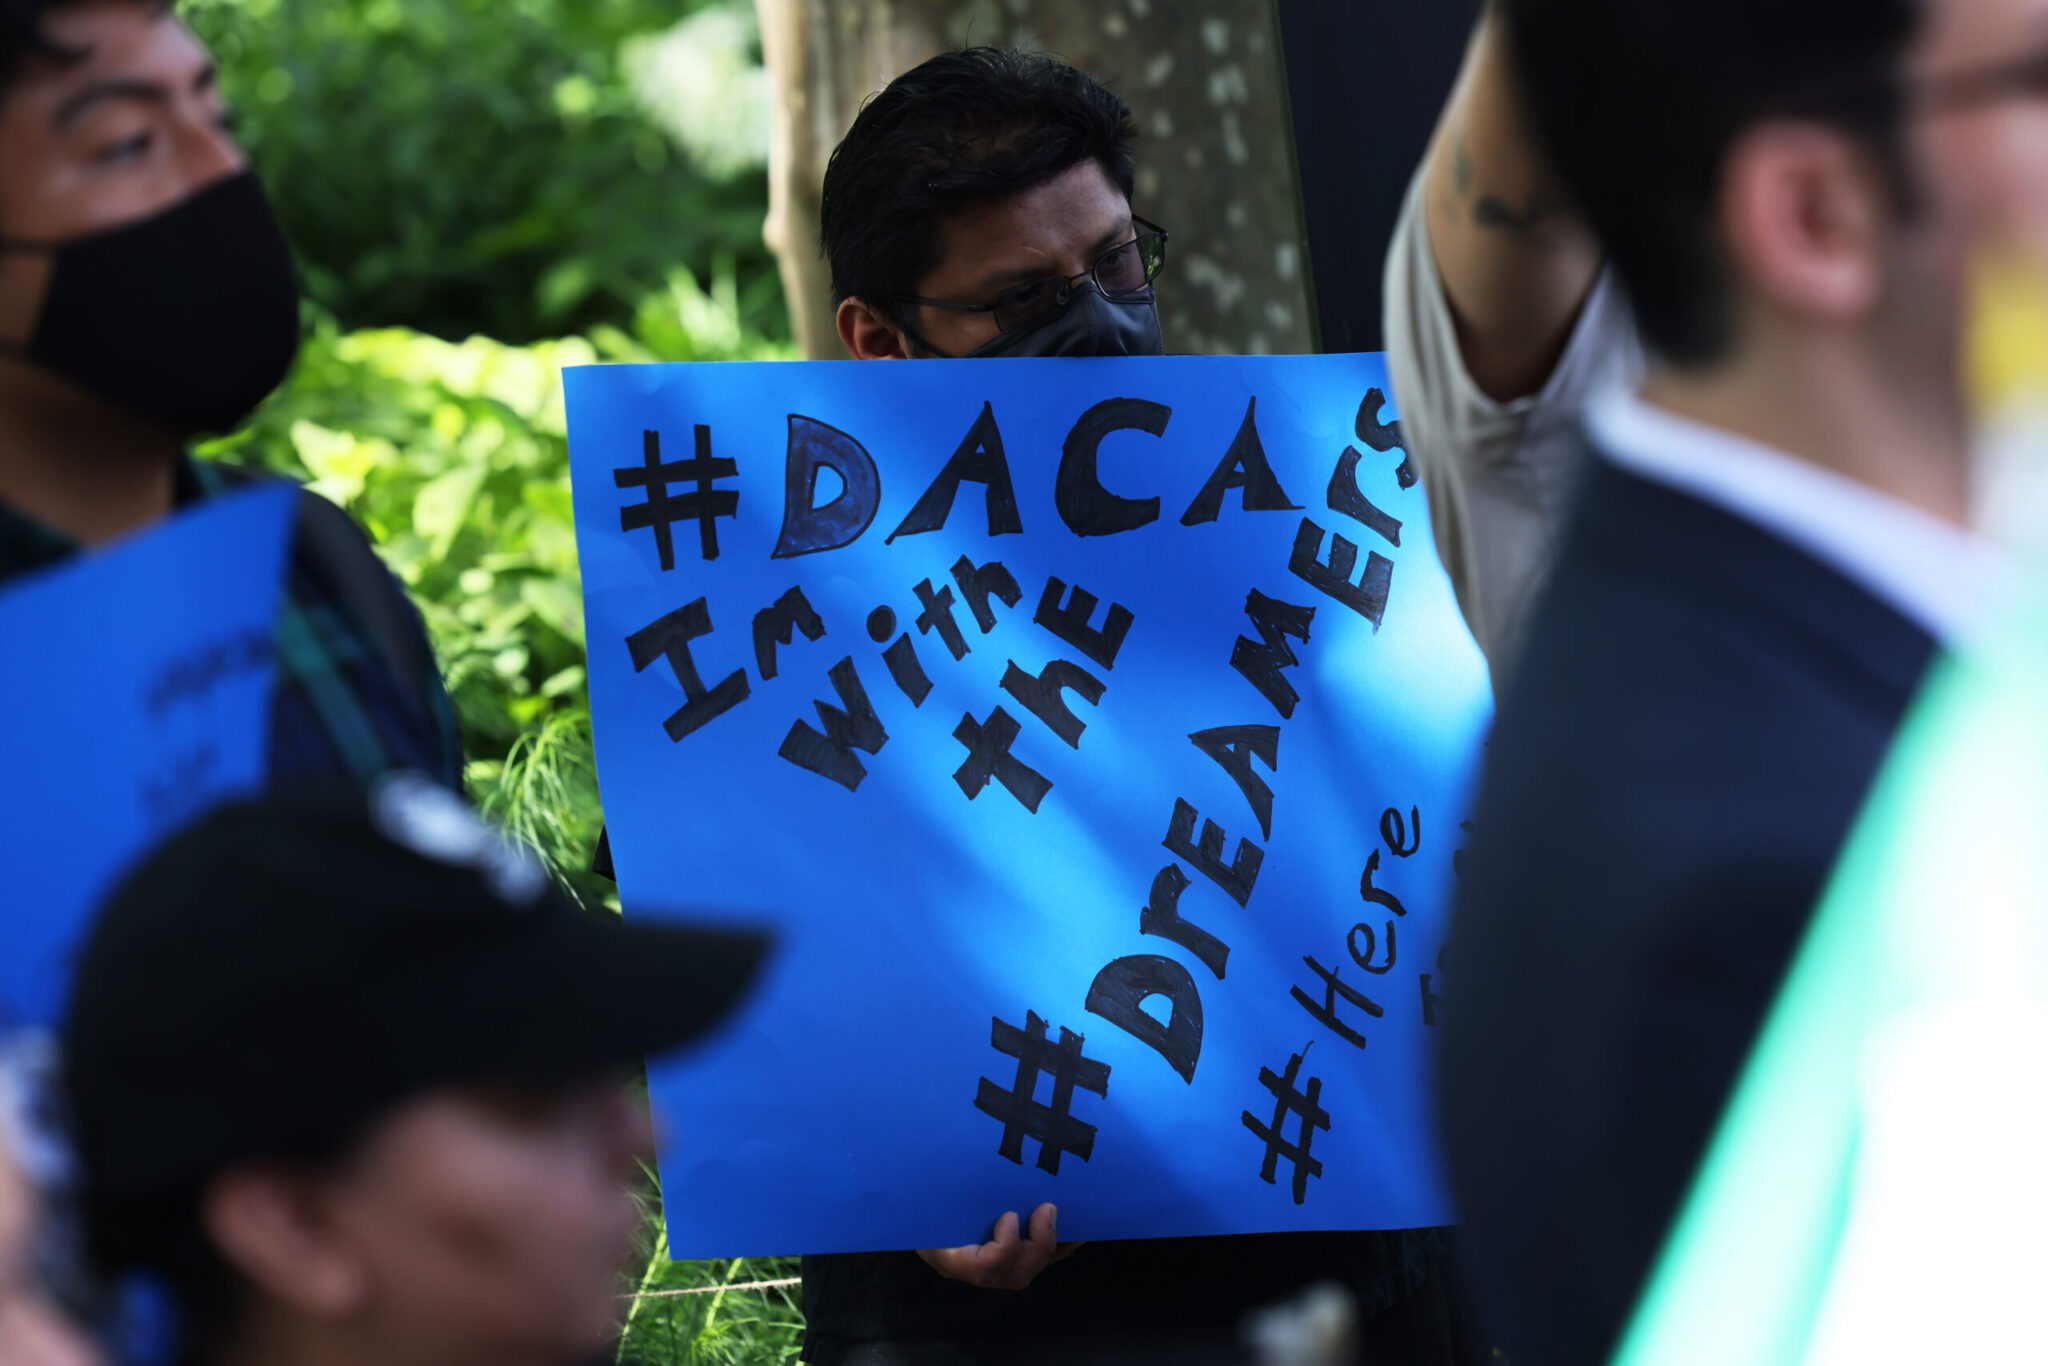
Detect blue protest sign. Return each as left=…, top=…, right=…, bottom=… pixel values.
left=0, top=486, right=293, bottom=1026
left=566, top=355, right=1491, bottom=1257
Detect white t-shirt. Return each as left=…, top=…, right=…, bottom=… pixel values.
left=1381, top=163, right=1643, bottom=668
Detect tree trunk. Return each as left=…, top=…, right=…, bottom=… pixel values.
left=754, top=0, right=1313, bottom=359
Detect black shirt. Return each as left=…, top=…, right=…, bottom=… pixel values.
left=801, top=1229, right=1438, bottom=1364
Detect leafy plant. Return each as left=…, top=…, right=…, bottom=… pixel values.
left=183, top=0, right=785, bottom=345
left=180, top=5, right=807, bottom=1357
left=197, top=276, right=793, bottom=908
left=620, top=1163, right=804, bottom=1366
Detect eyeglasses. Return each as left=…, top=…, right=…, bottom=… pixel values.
left=895, top=217, right=1169, bottom=336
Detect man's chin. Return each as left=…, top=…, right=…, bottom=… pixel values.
left=0, top=363, right=193, bottom=454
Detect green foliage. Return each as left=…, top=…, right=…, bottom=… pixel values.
left=621, top=1166, right=804, bottom=1366
left=183, top=5, right=806, bottom=1356
left=198, top=279, right=793, bottom=910
left=182, top=0, right=785, bottom=345
left=201, top=292, right=803, bottom=1355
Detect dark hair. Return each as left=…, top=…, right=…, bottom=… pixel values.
left=82, top=1136, right=363, bottom=1354
left=86, top=1188, right=245, bottom=1351
left=0, top=0, right=82, bottom=87
left=819, top=47, right=1138, bottom=312
left=0, top=0, right=169, bottom=95
left=1504, top=0, right=1923, bottom=366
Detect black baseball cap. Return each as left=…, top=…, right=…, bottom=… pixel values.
left=62, top=775, right=771, bottom=1206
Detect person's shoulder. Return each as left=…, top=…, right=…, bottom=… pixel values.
left=191, top=456, right=388, bottom=573
left=1470, top=477, right=1920, bottom=899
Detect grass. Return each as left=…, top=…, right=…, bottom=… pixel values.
left=618, top=1159, right=805, bottom=1366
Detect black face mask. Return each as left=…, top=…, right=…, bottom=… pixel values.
left=0, top=171, right=303, bottom=437
left=915, top=284, right=1167, bottom=360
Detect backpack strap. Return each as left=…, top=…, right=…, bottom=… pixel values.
left=292, top=491, right=439, bottom=712
left=206, top=462, right=440, bottom=729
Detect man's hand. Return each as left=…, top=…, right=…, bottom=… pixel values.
left=915, top=1203, right=1083, bottom=1291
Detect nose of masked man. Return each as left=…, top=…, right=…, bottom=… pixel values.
left=0, top=173, right=304, bottom=438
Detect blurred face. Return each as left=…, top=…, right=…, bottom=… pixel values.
left=309, top=1084, right=654, bottom=1366
left=0, top=1, right=241, bottom=350
left=1908, top=0, right=2048, bottom=255
left=1870, top=0, right=2048, bottom=378
left=0, top=1147, right=102, bottom=1366
left=838, top=159, right=1144, bottom=360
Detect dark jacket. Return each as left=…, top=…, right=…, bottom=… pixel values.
left=0, top=457, right=463, bottom=793
left=1440, top=451, right=1937, bottom=1366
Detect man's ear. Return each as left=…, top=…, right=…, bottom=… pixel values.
left=836, top=297, right=914, bottom=360
left=200, top=1167, right=369, bottom=1321
left=1721, top=120, right=1890, bottom=328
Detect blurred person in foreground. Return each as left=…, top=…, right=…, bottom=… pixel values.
left=0, top=0, right=460, bottom=788
left=59, top=775, right=769, bottom=1366
left=794, top=48, right=1462, bottom=1366
left=1, top=1068, right=99, bottom=1366
left=1423, top=0, right=2044, bottom=1362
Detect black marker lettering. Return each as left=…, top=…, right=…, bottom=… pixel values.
left=1359, top=849, right=1409, bottom=918
left=1056, top=397, right=1166, bottom=537
left=882, top=635, right=933, bottom=707
left=1347, top=920, right=1397, bottom=975
left=1034, top=578, right=1135, bottom=671
left=1180, top=396, right=1302, bottom=525
left=914, top=578, right=970, bottom=661
left=1326, top=447, right=1402, bottom=548
left=1230, top=590, right=1316, bottom=720
left=777, top=657, right=888, bottom=792
left=615, top=427, right=737, bottom=569
left=1290, top=956, right=1382, bottom=1050
left=1189, top=725, right=1280, bottom=840
left=952, top=707, right=1053, bottom=812
left=1086, top=954, right=1205, bottom=1084
left=950, top=555, right=1022, bottom=634
left=752, top=587, right=826, bottom=681
left=887, top=401, right=1022, bottom=543
left=1138, top=865, right=1231, bottom=981
left=1356, top=387, right=1416, bottom=489
left=1290, top=519, right=1393, bottom=629
left=1164, top=798, right=1265, bottom=907
left=1381, top=806, right=1422, bottom=858
left=1000, top=659, right=1105, bottom=750
left=625, top=598, right=750, bottom=742
left=772, top=414, right=880, bottom=558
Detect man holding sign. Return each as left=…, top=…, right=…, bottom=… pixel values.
left=0, top=0, right=461, bottom=790
left=576, top=47, right=1480, bottom=1366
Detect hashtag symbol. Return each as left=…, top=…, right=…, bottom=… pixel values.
left=1242, top=1047, right=1331, bottom=1205
left=614, top=426, right=739, bottom=570
left=974, top=1011, right=1111, bottom=1175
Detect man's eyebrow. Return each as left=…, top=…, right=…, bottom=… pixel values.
left=961, top=259, right=1061, bottom=297
left=53, top=77, right=172, bottom=129
left=959, top=218, right=1138, bottom=298
left=1086, top=218, right=1137, bottom=257
left=50, top=54, right=213, bottom=131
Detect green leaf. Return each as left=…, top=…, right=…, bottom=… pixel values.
left=521, top=576, right=586, bottom=644
left=412, top=462, right=485, bottom=560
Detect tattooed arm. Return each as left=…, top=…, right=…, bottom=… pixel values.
left=1419, top=2, right=1603, bottom=402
